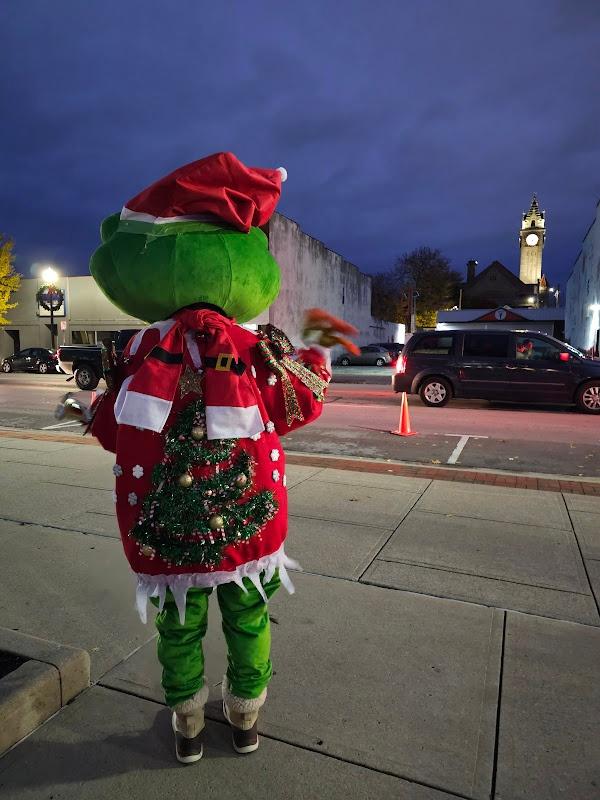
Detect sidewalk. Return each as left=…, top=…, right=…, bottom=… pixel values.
left=0, top=432, right=599, bottom=799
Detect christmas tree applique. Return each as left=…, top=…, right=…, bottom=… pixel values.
left=130, top=399, right=278, bottom=567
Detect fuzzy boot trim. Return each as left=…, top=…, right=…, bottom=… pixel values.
left=172, top=683, right=209, bottom=714
left=222, top=675, right=267, bottom=713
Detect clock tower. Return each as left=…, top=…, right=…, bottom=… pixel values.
left=519, top=194, right=545, bottom=285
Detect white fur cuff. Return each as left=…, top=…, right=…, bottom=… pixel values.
left=172, top=683, right=209, bottom=713
left=222, top=675, right=267, bottom=713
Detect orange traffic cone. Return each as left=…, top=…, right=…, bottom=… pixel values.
left=390, top=392, right=417, bottom=437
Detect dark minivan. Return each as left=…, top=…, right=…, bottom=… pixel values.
left=393, top=329, right=600, bottom=413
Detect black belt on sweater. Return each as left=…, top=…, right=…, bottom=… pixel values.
left=203, top=354, right=247, bottom=375
left=149, top=346, right=246, bottom=375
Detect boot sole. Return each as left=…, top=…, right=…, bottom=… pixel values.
left=172, top=712, right=203, bottom=764
left=222, top=701, right=259, bottom=754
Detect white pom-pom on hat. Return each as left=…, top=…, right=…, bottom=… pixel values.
left=276, top=167, right=288, bottom=183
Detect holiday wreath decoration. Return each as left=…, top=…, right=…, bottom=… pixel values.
left=36, top=284, right=64, bottom=312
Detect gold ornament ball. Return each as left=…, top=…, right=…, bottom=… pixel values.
left=140, top=545, right=155, bottom=558
left=234, top=473, right=248, bottom=488
left=209, top=514, right=224, bottom=530
left=191, top=425, right=205, bottom=441
left=178, top=472, right=193, bottom=488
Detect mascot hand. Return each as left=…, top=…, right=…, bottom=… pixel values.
left=303, top=308, right=360, bottom=355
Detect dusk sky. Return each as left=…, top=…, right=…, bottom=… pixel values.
left=2, top=1, right=599, bottom=292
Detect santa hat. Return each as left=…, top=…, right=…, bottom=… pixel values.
left=120, top=152, right=287, bottom=233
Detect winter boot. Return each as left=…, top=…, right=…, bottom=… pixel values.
left=171, top=685, right=209, bottom=764
left=222, top=676, right=266, bottom=754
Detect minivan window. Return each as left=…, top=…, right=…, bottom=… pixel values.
left=412, top=335, right=453, bottom=355
left=514, top=335, right=562, bottom=361
left=463, top=333, right=509, bottom=358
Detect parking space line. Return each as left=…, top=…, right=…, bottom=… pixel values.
left=42, top=420, right=82, bottom=430
left=444, top=433, right=489, bottom=465
left=447, top=435, right=470, bottom=464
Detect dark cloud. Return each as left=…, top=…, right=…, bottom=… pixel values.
left=1, top=0, right=598, bottom=291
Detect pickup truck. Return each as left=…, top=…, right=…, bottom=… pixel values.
left=57, top=329, right=139, bottom=390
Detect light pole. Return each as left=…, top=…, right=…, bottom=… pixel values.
left=42, top=267, right=59, bottom=350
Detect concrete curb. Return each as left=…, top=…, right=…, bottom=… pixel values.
left=285, top=451, right=600, bottom=495
left=2, top=426, right=600, bottom=494
left=0, top=628, right=90, bottom=754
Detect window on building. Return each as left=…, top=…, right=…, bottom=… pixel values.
left=71, top=330, right=97, bottom=345
left=463, top=333, right=509, bottom=358
left=412, top=335, right=454, bottom=355
left=97, top=331, right=119, bottom=347
left=530, top=221, right=536, bottom=228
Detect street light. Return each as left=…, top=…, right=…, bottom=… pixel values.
left=42, top=267, right=58, bottom=284
left=40, top=266, right=60, bottom=350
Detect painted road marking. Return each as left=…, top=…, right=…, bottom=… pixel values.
left=42, top=420, right=82, bottom=430
left=444, top=433, right=488, bottom=465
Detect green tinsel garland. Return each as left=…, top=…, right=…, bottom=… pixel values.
left=130, top=398, right=278, bottom=566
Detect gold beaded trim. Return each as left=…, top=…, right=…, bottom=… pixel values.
left=257, top=337, right=329, bottom=427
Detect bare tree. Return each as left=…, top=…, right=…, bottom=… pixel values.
left=395, top=247, right=461, bottom=328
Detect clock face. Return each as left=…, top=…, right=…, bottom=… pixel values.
left=525, top=233, right=539, bottom=246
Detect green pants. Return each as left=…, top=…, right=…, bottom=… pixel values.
left=151, top=571, right=280, bottom=708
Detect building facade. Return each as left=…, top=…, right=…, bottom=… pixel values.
left=0, top=213, right=402, bottom=360
left=437, top=307, right=565, bottom=339
left=519, top=194, right=545, bottom=285
left=460, top=196, right=554, bottom=310
left=565, top=200, right=600, bottom=354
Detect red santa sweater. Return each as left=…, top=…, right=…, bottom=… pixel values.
left=90, top=312, right=330, bottom=622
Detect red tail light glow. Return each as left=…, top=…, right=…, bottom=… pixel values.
left=396, top=354, right=407, bottom=373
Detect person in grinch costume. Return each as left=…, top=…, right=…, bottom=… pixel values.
left=87, top=152, right=357, bottom=764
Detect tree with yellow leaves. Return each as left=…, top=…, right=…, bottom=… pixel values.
left=0, top=235, right=21, bottom=324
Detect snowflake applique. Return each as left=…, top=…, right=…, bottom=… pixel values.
left=132, top=465, right=144, bottom=479
left=250, top=432, right=262, bottom=441
left=128, top=492, right=138, bottom=506
left=283, top=474, right=287, bottom=488
left=270, top=449, right=280, bottom=462
left=112, top=489, right=117, bottom=503
left=267, top=373, right=277, bottom=386
left=272, top=469, right=280, bottom=482
left=265, top=421, right=275, bottom=433
left=251, top=365, right=257, bottom=378
left=112, top=464, right=123, bottom=477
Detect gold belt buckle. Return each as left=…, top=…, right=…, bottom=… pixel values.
left=215, top=353, right=234, bottom=371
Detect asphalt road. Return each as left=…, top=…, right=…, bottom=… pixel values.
left=1, top=371, right=600, bottom=477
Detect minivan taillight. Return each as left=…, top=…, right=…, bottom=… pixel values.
left=396, top=354, right=407, bottom=373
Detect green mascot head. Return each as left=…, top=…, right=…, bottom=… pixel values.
left=90, top=152, right=285, bottom=324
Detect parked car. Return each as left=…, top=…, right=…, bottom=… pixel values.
left=337, top=345, right=392, bottom=367
left=1, top=348, right=60, bottom=375
left=393, top=329, right=600, bottom=413
left=371, top=342, right=404, bottom=363
left=57, top=329, right=139, bottom=390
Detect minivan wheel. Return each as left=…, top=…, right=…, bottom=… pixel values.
left=576, top=381, right=600, bottom=414
left=339, top=357, right=351, bottom=366
left=75, top=365, right=99, bottom=391
left=419, top=377, right=451, bottom=407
